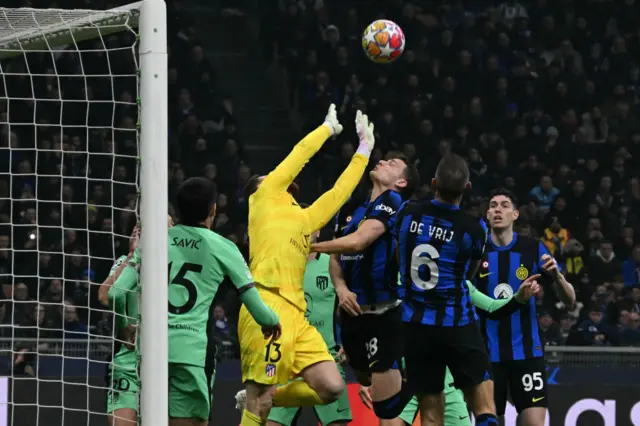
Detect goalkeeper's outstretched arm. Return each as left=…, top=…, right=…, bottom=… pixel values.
left=303, top=110, right=376, bottom=232
left=258, top=104, right=344, bottom=198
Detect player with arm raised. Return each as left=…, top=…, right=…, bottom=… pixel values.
left=357, top=279, right=541, bottom=426
left=236, top=105, right=374, bottom=426
left=267, top=227, right=352, bottom=426
left=98, top=216, right=172, bottom=426
left=310, top=151, right=420, bottom=421
left=393, top=154, right=496, bottom=426
left=476, top=188, right=575, bottom=426
left=111, top=178, right=281, bottom=426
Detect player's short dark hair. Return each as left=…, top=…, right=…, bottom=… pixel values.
left=176, top=177, right=217, bottom=226
left=433, top=154, right=469, bottom=201
left=488, top=188, right=518, bottom=208
left=385, top=151, right=420, bottom=199
left=242, top=174, right=261, bottom=203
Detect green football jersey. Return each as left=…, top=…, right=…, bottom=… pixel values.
left=108, top=254, right=139, bottom=369
left=303, top=253, right=338, bottom=357
left=168, top=225, right=253, bottom=366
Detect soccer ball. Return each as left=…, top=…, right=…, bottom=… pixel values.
left=362, top=19, right=405, bottom=63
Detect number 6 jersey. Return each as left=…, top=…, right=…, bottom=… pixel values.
left=168, top=224, right=253, bottom=366
left=392, top=199, right=488, bottom=327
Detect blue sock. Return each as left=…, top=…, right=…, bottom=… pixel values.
left=372, top=382, right=413, bottom=419
left=476, top=413, right=498, bottom=426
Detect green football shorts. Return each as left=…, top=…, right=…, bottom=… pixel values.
left=398, top=390, right=471, bottom=426
left=168, top=363, right=215, bottom=421
left=267, top=365, right=351, bottom=426
left=106, top=364, right=139, bottom=414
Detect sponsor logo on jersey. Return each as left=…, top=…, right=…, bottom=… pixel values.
left=493, top=283, right=514, bottom=299
left=479, top=272, right=492, bottom=278
left=340, top=254, right=364, bottom=261
left=316, top=276, right=328, bottom=291
left=516, top=265, right=529, bottom=280
left=265, top=363, right=276, bottom=377
left=374, top=203, right=395, bottom=214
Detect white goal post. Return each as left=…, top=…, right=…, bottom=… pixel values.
left=0, top=1, right=167, bottom=425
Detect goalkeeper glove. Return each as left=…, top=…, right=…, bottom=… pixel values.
left=355, top=110, right=375, bottom=157
left=323, top=103, right=344, bottom=136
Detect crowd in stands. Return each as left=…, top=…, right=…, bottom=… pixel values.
left=1, top=0, right=640, bottom=376
left=261, top=0, right=640, bottom=347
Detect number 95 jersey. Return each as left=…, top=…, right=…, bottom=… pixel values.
left=168, top=224, right=254, bottom=367
left=392, top=199, right=488, bottom=327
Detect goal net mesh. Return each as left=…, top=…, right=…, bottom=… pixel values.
left=0, top=3, right=142, bottom=425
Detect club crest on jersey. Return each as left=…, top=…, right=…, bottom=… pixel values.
left=316, top=276, right=329, bottom=291
left=482, top=261, right=489, bottom=269
left=266, top=363, right=276, bottom=377
left=346, top=216, right=352, bottom=223
left=516, top=265, right=529, bottom=280
left=493, top=283, right=514, bottom=299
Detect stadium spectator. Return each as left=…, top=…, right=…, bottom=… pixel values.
left=63, top=304, right=88, bottom=340
left=1, top=0, right=640, bottom=365
left=538, top=311, right=564, bottom=346
left=579, top=306, right=619, bottom=346
left=623, top=245, right=640, bottom=287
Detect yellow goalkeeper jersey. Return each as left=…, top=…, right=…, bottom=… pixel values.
left=248, top=125, right=368, bottom=312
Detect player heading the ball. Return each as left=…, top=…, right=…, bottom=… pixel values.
left=236, top=104, right=375, bottom=426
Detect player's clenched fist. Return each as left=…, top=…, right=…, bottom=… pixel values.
left=355, top=110, right=375, bottom=155
left=323, top=103, right=343, bottom=136
left=515, top=273, right=541, bottom=304
left=541, top=254, right=560, bottom=277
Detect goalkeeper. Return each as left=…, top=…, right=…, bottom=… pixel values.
left=236, top=104, right=375, bottom=426
left=358, top=280, right=540, bottom=426
left=267, top=229, right=351, bottom=426
left=109, top=178, right=281, bottom=426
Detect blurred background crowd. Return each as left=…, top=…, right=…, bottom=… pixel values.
left=1, top=0, right=640, bottom=370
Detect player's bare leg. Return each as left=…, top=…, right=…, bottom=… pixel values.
left=299, top=360, right=344, bottom=403
left=517, top=407, right=547, bottom=426
left=370, top=369, right=404, bottom=411
left=241, top=381, right=276, bottom=423
left=169, top=418, right=206, bottom=426
left=107, top=409, right=137, bottom=426
left=416, top=392, right=445, bottom=426
left=461, top=380, right=497, bottom=425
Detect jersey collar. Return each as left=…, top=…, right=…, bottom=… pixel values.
left=489, top=232, right=518, bottom=251
left=430, top=199, right=460, bottom=210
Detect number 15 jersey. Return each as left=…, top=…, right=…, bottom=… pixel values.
left=393, top=199, right=488, bottom=327
left=168, top=224, right=253, bottom=367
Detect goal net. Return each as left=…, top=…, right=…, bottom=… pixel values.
left=0, top=1, right=167, bottom=425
